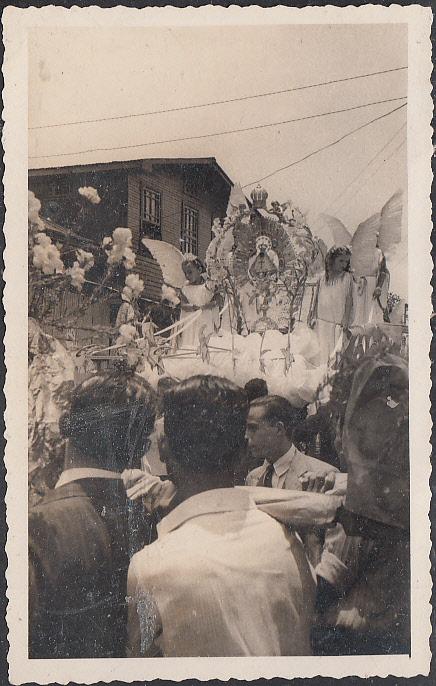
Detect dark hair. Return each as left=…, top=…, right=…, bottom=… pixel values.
left=59, top=372, right=157, bottom=471
left=156, top=376, right=178, bottom=415
left=149, top=303, right=175, bottom=331
left=325, top=246, right=351, bottom=283
left=244, top=378, right=268, bottom=403
left=156, top=376, right=176, bottom=392
left=182, top=257, right=206, bottom=274
left=250, top=395, right=307, bottom=439
left=164, top=375, right=248, bottom=472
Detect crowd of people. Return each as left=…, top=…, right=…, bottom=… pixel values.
left=29, top=343, right=410, bottom=658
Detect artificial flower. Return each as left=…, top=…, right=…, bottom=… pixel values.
left=116, top=323, right=137, bottom=346
left=32, top=233, right=64, bottom=275
left=161, top=284, right=180, bottom=307
left=67, top=262, right=86, bottom=291
left=106, top=227, right=136, bottom=270
left=76, top=249, right=94, bottom=272
left=125, top=273, right=144, bottom=298
left=78, top=186, right=101, bottom=205
left=28, top=191, right=45, bottom=231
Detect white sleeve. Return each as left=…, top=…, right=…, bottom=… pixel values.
left=315, top=524, right=363, bottom=594
left=126, top=557, right=142, bottom=658
left=326, top=472, right=348, bottom=496
left=126, top=556, right=162, bottom=658
left=239, top=486, right=343, bottom=527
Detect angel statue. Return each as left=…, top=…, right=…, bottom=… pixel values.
left=142, top=239, right=221, bottom=350
left=247, top=235, right=280, bottom=284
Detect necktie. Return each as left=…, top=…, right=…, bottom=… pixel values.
left=262, top=463, right=275, bottom=488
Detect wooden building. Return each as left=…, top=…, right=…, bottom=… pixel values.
left=29, top=157, right=233, bottom=302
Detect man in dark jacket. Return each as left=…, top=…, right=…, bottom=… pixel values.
left=29, top=372, right=157, bottom=659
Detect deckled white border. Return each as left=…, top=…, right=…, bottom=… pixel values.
left=3, top=5, right=432, bottom=683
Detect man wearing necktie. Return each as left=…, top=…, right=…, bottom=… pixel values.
left=245, top=396, right=337, bottom=492
left=245, top=395, right=346, bottom=589
left=261, top=461, right=275, bottom=488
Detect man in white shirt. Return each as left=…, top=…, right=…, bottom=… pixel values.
left=127, top=375, right=316, bottom=657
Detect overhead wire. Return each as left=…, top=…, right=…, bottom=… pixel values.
left=323, top=121, right=407, bottom=214
left=334, top=137, right=406, bottom=213
left=29, top=96, right=406, bottom=161
left=29, top=65, right=408, bottom=131
left=241, top=102, right=407, bottom=189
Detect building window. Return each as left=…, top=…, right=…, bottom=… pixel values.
left=181, top=205, right=199, bottom=255
left=140, top=188, right=162, bottom=244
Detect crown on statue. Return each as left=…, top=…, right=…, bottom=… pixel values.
left=250, top=184, right=268, bottom=209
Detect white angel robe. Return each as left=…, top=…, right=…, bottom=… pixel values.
left=352, top=248, right=388, bottom=326
left=177, top=282, right=220, bottom=350
left=313, top=273, right=354, bottom=365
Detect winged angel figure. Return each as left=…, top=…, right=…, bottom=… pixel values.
left=315, top=191, right=403, bottom=328
left=142, top=238, right=221, bottom=350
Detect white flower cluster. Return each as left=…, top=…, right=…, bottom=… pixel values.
left=161, top=284, right=180, bottom=307
left=28, top=191, right=45, bottom=232
left=103, top=228, right=136, bottom=270
left=66, top=249, right=95, bottom=291
left=76, top=249, right=95, bottom=271
left=67, top=263, right=86, bottom=291
left=78, top=186, right=101, bottom=205
left=32, top=233, right=64, bottom=275
left=116, top=323, right=137, bottom=346
left=122, top=273, right=144, bottom=302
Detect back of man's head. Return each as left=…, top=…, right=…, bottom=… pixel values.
left=250, top=395, right=307, bottom=440
left=244, top=378, right=268, bottom=403
left=164, top=375, right=248, bottom=474
left=59, top=372, right=157, bottom=471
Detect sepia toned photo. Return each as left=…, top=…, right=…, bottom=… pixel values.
left=3, top=5, right=433, bottom=684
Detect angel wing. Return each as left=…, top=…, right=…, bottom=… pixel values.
left=350, top=211, right=381, bottom=277
left=226, top=182, right=249, bottom=214
left=350, top=191, right=403, bottom=276
left=141, top=238, right=186, bottom=288
left=314, top=214, right=352, bottom=248
left=379, top=190, right=403, bottom=254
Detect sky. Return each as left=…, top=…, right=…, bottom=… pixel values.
left=28, top=23, right=407, bottom=234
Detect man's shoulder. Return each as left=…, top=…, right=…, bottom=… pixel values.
left=293, top=449, right=338, bottom=476
left=129, top=534, right=207, bottom=586
left=30, top=486, right=96, bottom=542
left=29, top=481, right=123, bottom=538
left=30, top=484, right=87, bottom=517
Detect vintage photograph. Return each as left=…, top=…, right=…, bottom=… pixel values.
left=3, top=4, right=432, bottom=683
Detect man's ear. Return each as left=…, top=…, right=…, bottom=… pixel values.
left=157, top=434, right=172, bottom=465
left=275, top=420, right=286, bottom=435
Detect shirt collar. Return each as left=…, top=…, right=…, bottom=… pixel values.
left=157, top=488, right=256, bottom=539
left=55, top=467, right=122, bottom=489
left=263, top=445, right=296, bottom=478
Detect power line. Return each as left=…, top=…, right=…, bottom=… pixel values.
left=29, top=66, right=408, bottom=131
left=241, top=102, right=407, bottom=189
left=334, top=137, right=406, bottom=213
left=29, top=96, right=406, bottom=161
left=323, top=121, right=407, bottom=214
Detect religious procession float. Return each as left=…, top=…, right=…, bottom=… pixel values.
left=28, top=183, right=407, bottom=499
